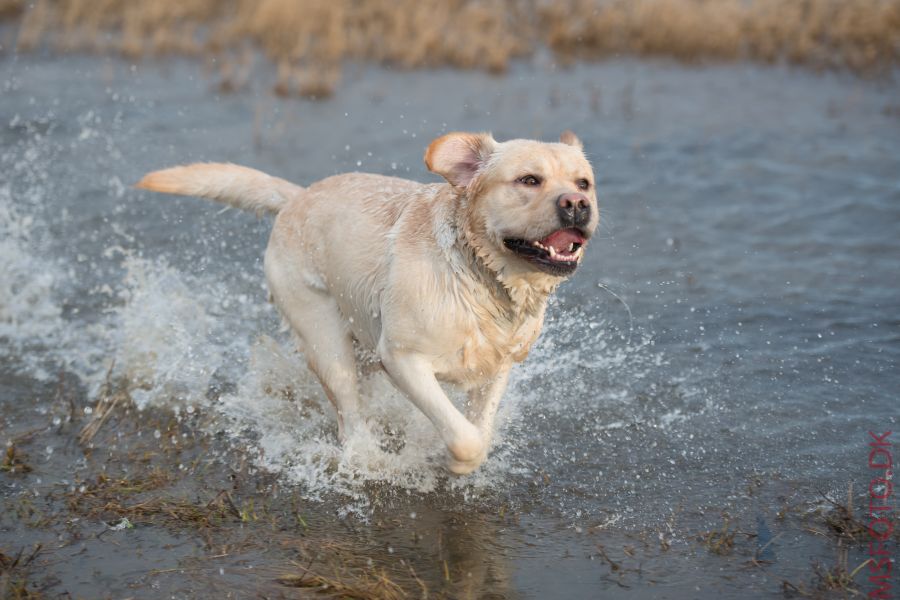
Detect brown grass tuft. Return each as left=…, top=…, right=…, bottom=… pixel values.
left=782, top=544, right=870, bottom=597
left=276, top=563, right=407, bottom=600
left=819, top=485, right=869, bottom=542
left=699, top=516, right=739, bottom=555
left=1, top=445, right=32, bottom=475
left=64, top=470, right=247, bottom=529
left=0, top=545, right=44, bottom=600
left=697, top=513, right=758, bottom=556
left=4, top=0, right=899, bottom=94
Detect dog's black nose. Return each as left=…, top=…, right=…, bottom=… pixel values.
left=557, top=193, right=591, bottom=228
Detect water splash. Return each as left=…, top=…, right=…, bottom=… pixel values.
left=109, top=256, right=230, bottom=410
left=0, top=116, right=69, bottom=379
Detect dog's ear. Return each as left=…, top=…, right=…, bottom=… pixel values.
left=559, top=130, right=583, bottom=149
left=424, top=132, right=496, bottom=188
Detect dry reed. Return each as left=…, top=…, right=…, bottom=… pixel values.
left=4, top=0, right=899, bottom=95
left=276, top=564, right=408, bottom=600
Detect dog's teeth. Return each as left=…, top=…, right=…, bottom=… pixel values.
left=548, top=246, right=557, bottom=258
left=567, top=243, right=574, bottom=252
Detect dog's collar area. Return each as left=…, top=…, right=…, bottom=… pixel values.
left=503, top=227, right=585, bottom=276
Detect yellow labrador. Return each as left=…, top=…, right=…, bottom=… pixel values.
left=137, top=131, right=599, bottom=474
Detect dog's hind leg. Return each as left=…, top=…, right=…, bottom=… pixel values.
left=265, top=256, right=363, bottom=441
left=279, top=296, right=363, bottom=442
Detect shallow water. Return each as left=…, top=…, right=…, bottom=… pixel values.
left=1, top=53, right=898, bottom=598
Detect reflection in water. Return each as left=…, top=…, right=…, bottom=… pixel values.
left=431, top=511, right=511, bottom=599
left=377, top=508, right=514, bottom=600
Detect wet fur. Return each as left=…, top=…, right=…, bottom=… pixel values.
left=136, top=131, right=599, bottom=474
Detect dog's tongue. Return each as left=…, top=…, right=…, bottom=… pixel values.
left=540, top=228, right=585, bottom=252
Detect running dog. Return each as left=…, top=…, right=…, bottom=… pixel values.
left=136, top=131, right=599, bottom=474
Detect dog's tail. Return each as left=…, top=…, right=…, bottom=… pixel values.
left=135, top=163, right=301, bottom=215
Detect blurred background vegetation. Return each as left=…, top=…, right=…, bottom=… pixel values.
left=1, top=0, right=898, bottom=97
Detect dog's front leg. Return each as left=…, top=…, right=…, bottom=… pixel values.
left=465, top=366, right=511, bottom=455
left=379, top=349, right=485, bottom=474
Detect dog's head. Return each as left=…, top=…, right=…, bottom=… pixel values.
left=425, top=131, right=598, bottom=295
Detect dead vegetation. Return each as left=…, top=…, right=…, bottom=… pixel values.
left=64, top=468, right=249, bottom=530
left=78, top=360, right=126, bottom=445
left=798, top=484, right=899, bottom=545
left=0, top=445, right=31, bottom=475
left=61, top=375, right=247, bottom=531
left=698, top=514, right=755, bottom=556
left=819, top=485, right=869, bottom=543
left=266, top=533, right=439, bottom=600
left=781, top=545, right=870, bottom=598
left=276, top=562, right=408, bottom=600
left=2, top=0, right=898, bottom=96
left=0, top=545, right=44, bottom=600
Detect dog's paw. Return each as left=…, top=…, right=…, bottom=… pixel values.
left=445, top=426, right=486, bottom=475
left=446, top=454, right=486, bottom=475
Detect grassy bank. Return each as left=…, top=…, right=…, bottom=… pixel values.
left=2, top=0, right=899, bottom=96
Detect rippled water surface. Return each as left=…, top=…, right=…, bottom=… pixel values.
left=1, top=54, right=898, bottom=598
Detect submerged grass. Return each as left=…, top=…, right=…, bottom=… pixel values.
left=3, top=0, right=899, bottom=96
left=63, top=450, right=248, bottom=530
left=781, top=544, right=870, bottom=597
left=276, top=563, right=408, bottom=600
left=698, top=514, right=756, bottom=556
left=799, top=484, right=900, bottom=545
left=0, top=445, right=31, bottom=475
left=0, top=545, right=44, bottom=600
left=819, top=485, right=869, bottom=543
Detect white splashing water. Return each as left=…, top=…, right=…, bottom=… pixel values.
left=110, top=256, right=229, bottom=410
left=0, top=199, right=63, bottom=345
left=0, top=118, right=69, bottom=379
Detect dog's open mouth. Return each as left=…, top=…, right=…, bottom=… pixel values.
left=503, top=228, right=586, bottom=275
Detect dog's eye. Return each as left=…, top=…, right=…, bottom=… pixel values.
left=576, top=178, right=591, bottom=191
left=517, top=175, right=542, bottom=186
